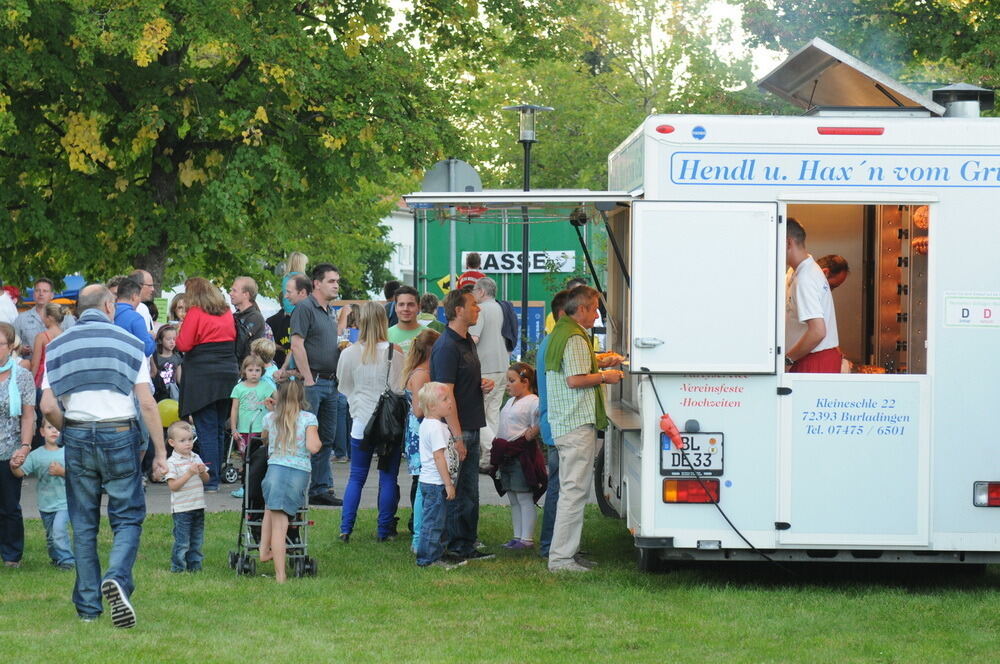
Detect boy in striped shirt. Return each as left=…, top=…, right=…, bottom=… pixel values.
left=164, top=421, right=209, bottom=572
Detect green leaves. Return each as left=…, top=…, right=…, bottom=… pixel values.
left=737, top=0, right=1000, bottom=92
left=453, top=0, right=774, bottom=191
left=0, top=0, right=457, bottom=292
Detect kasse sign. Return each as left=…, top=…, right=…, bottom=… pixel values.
left=461, top=251, right=576, bottom=274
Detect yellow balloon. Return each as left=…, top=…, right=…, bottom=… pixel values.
left=157, top=399, right=180, bottom=427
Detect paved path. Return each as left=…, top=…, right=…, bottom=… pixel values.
left=19, top=457, right=593, bottom=519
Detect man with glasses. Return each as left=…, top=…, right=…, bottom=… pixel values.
left=129, top=270, right=156, bottom=332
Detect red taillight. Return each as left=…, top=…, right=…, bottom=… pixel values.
left=817, top=126, right=885, bottom=136
left=663, top=478, right=719, bottom=503
left=973, top=482, right=1000, bottom=507
left=655, top=124, right=675, bottom=134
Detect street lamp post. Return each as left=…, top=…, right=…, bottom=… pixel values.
left=502, top=103, right=553, bottom=358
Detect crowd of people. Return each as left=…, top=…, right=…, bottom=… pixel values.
left=0, top=251, right=625, bottom=626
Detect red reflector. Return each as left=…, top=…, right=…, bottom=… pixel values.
left=991, top=485, right=1000, bottom=507
left=655, top=124, right=675, bottom=134
left=817, top=126, right=885, bottom=136
left=663, top=478, right=720, bottom=503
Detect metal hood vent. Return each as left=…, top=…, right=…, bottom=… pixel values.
left=757, top=38, right=945, bottom=116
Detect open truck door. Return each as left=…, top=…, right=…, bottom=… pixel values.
left=630, top=201, right=779, bottom=374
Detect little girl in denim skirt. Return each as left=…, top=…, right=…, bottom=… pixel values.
left=259, top=379, right=320, bottom=583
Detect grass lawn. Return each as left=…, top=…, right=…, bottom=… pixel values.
left=1, top=505, right=998, bottom=663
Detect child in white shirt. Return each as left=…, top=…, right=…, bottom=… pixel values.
left=414, top=382, right=461, bottom=569
left=164, top=421, right=209, bottom=572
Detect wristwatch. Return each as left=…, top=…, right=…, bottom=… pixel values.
left=785, top=356, right=795, bottom=366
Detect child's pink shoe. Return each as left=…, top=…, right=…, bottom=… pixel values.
left=501, top=539, right=521, bottom=549
left=509, top=540, right=534, bottom=550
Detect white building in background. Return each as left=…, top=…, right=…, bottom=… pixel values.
left=383, top=201, right=414, bottom=286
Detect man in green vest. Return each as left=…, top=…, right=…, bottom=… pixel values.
left=544, top=285, right=623, bottom=572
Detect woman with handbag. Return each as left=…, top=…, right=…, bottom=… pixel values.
left=336, top=301, right=405, bottom=542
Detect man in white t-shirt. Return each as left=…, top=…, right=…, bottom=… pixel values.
left=40, top=284, right=167, bottom=627
left=785, top=218, right=841, bottom=373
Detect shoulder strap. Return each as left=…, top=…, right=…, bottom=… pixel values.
left=384, top=342, right=394, bottom=389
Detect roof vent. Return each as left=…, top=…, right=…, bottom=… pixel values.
left=931, top=83, right=995, bottom=118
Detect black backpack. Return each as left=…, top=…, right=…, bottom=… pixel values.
left=234, top=314, right=255, bottom=361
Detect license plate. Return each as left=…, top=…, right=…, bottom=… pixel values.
left=660, top=432, right=723, bottom=476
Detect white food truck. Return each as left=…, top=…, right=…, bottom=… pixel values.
left=406, top=39, right=1000, bottom=569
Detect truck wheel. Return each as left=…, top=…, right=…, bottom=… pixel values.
left=594, top=450, right=620, bottom=519
left=637, top=547, right=663, bottom=573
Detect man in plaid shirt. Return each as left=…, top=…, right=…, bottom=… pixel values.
left=544, top=285, right=623, bottom=572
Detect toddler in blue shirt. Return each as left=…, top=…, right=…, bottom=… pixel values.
left=11, top=418, right=74, bottom=569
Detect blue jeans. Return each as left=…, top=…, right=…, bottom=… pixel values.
left=40, top=509, right=74, bottom=566
left=192, top=399, right=229, bottom=490
left=0, top=462, right=23, bottom=563
left=340, top=437, right=400, bottom=538
left=171, top=509, right=205, bottom=572
left=305, top=379, right=339, bottom=496
left=416, top=482, right=447, bottom=566
left=334, top=392, right=350, bottom=459
left=445, top=431, right=480, bottom=556
left=411, top=482, right=423, bottom=552
left=539, top=444, right=560, bottom=557
left=63, top=421, right=146, bottom=619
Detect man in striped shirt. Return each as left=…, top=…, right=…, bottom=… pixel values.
left=41, top=284, right=167, bottom=628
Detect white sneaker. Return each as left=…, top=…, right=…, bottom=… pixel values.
left=549, top=561, right=591, bottom=573
left=101, top=579, right=136, bottom=628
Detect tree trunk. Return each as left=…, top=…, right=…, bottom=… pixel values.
left=134, top=230, right=169, bottom=297
left=136, top=127, right=180, bottom=296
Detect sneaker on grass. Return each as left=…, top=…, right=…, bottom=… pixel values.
left=101, top=578, right=136, bottom=628
left=549, top=561, right=591, bottom=573
left=461, top=550, right=495, bottom=561
left=428, top=559, right=467, bottom=570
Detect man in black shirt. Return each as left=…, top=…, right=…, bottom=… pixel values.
left=430, top=287, right=496, bottom=560
left=287, top=264, right=343, bottom=506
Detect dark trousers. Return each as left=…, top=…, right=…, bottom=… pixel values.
left=0, top=462, right=24, bottom=563
left=192, top=399, right=230, bottom=490
left=445, top=431, right=480, bottom=556
left=539, top=444, right=560, bottom=557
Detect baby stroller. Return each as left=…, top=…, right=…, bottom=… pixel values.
left=222, top=407, right=267, bottom=485
left=220, top=432, right=245, bottom=485
left=227, top=437, right=318, bottom=578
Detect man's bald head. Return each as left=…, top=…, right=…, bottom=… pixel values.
left=78, top=284, right=115, bottom=313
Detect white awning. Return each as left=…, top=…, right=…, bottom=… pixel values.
left=403, top=189, right=633, bottom=224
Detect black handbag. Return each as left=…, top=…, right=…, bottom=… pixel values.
left=362, top=343, right=408, bottom=456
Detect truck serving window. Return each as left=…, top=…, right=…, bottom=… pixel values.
left=787, top=203, right=929, bottom=374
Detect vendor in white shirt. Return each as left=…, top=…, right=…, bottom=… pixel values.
left=784, top=218, right=841, bottom=373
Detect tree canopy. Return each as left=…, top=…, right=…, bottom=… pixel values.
left=739, top=0, right=1000, bottom=96
left=0, top=1, right=472, bottom=296
left=450, top=0, right=782, bottom=191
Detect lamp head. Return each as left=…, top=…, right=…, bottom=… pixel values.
left=502, top=104, right=554, bottom=143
